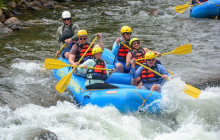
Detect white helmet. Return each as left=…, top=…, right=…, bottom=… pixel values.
left=62, top=11, right=71, bottom=19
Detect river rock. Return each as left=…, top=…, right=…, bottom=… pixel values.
left=15, top=127, right=59, bottom=140
left=0, top=22, right=13, bottom=33
left=1, top=7, right=14, bottom=19
left=149, top=9, right=164, bottom=16
left=0, top=9, right=5, bottom=23
left=4, top=17, right=22, bottom=30
left=43, top=1, right=55, bottom=9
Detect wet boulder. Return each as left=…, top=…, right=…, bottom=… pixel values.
left=0, top=22, right=13, bottom=33
left=0, top=9, right=5, bottom=23
left=150, top=9, right=164, bottom=16
left=4, top=17, right=22, bottom=30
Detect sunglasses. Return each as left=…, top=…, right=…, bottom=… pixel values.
left=147, top=59, right=155, bottom=61
left=63, top=18, right=70, bottom=21
left=124, top=33, right=131, bottom=35
left=133, top=42, right=140, bottom=45
left=79, top=38, right=87, bottom=40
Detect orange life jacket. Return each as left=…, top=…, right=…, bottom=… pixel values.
left=140, top=63, right=160, bottom=84
left=89, top=59, right=107, bottom=80
left=130, top=48, right=146, bottom=65
left=75, top=42, right=93, bottom=63
left=116, top=42, right=130, bottom=62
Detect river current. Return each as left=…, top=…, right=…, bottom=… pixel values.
left=0, top=0, right=220, bottom=139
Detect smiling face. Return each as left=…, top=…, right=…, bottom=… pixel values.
left=63, top=18, right=71, bottom=26
left=146, top=58, right=156, bottom=67
left=94, top=52, right=102, bottom=59
left=123, top=32, right=131, bottom=41
left=132, top=40, right=140, bottom=50
left=78, top=36, right=87, bottom=44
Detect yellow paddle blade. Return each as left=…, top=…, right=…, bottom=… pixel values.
left=162, top=44, right=192, bottom=56
left=175, top=4, right=191, bottom=13
left=172, top=44, right=192, bottom=55
left=55, top=69, right=74, bottom=93
left=184, top=84, right=201, bottom=99
left=44, top=58, right=68, bottom=69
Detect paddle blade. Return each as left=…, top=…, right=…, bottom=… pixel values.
left=175, top=4, right=190, bottom=13
left=55, top=70, right=73, bottom=93
left=184, top=84, right=201, bottom=99
left=44, top=58, right=68, bottom=69
left=172, top=44, right=192, bottom=55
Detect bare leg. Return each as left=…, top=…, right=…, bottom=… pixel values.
left=150, top=84, right=159, bottom=91
left=131, top=78, right=137, bottom=86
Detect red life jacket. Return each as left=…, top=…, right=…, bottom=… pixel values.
left=116, top=42, right=130, bottom=62
left=130, top=48, right=146, bottom=65
left=79, top=42, right=93, bottom=57
left=140, top=63, right=160, bottom=84
left=89, top=59, right=107, bottom=80
left=75, top=42, right=93, bottom=63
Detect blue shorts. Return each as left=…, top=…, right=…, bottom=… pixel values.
left=114, top=60, right=131, bottom=73
left=61, top=47, right=71, bottom=58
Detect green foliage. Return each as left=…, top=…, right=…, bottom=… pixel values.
left=0, top=0, right=5, bottom=9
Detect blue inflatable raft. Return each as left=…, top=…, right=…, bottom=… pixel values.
left=53, top=57, right=163, bottom=113
left=190, top=0, right=220, bottom=18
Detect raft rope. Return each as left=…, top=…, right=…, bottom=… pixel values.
left=130, top=89, right=154, bottom=109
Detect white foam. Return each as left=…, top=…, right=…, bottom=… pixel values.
left=11, top=61, right=42, bottom=73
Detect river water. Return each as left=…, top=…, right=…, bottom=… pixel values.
left=1, top=0, right=220, bottom=139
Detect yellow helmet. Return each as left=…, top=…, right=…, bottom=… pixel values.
left=77, top=30, right=88, bottom=37
left=120, top=26, right=132, bottom=34
left=92, top=45, right=103, bottom=55
left=129, top=37, right=140, bottom=47
left=145, top=51, right=156, bottom=59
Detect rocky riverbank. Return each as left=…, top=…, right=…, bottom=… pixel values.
left=0, top=0, right=87, bottom=34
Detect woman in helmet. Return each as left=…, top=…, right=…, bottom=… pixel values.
left=112, top=26, right=133, bottom=73
left=125, top=37, right=161, bottom=70
left=68, top=30, right=104, bottom=66
left=130, top=51, right=170, bottom=92
left=75, top=45, right=117, bottom=89
left=56, top=11, right=80, bottom=51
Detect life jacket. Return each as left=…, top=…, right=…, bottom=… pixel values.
left=130, top=48, right=146, bottom=65
left=140, top=63, right=161, bottom=84
left=75, top=42, right=93, bottom=63
left=116, top=41, right=130, bottom=62
left=86, top=58, right=107, bottom=81
left=61, top=23, right=74, bottom=42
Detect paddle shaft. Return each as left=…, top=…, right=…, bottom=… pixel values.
left=45, top=60, right=112, bottom=71
left=136, top=61, right=201, bottom=98
left=55, top=37, right=97, bottom=93
left=55, top=43, right=66, bottom=59
left=120, top=42, right=132, bottom=50
left=136, top=62, right=170, bottom=80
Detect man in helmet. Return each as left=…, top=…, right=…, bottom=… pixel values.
left=68, top=30, right=104, bottom=66
left=75, top=45, right=117, bottom=89
left=56, top=11, right=80, bottom=54
left=125, top=37, right=161, bottom=70
left=130, top=51, right=170, bottom=92
left=112, top=26, right=133, bottom=73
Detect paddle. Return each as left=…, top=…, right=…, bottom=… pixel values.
left=55, top=37, right=97, bottom=93
left=175, top=0, right=197, bottom=13
left=121, top=42, right=132, bottom=50
left=55, top=43, right=66, bottom=59
left=45, top=58, right=112, bottom=71
left=136, top=61, right=201, bottom=99
left=136, top=44, right=192, bottom=61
